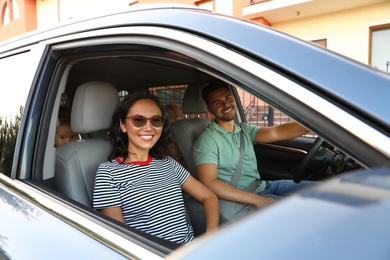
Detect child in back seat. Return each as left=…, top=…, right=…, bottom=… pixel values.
left=55, top=106, right=80, bottom=148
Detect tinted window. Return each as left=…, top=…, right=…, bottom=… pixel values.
left=0, top=51, right=33, bottom=176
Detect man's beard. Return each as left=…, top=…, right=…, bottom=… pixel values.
left=216, top=106, right=236, bottom=122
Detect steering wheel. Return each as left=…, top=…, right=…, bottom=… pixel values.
left=293, top=137, right=325, bottom=183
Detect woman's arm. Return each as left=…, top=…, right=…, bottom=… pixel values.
left=99, top=206, right=125, bottom=223
left=182, top=175, right=220, bottom=233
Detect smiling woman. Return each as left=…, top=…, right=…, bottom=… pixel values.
left=93, top=92, right=219, bottom=245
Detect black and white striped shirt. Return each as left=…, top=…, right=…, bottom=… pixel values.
left=93, top=156, right=194, bottom=244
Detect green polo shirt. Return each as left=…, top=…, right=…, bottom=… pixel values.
left=193, top=121, right=266, bottom=192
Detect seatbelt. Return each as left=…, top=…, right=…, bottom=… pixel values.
left=230, top=130, right=244, bottom=188
left=230, top=129, right=261, bottom=192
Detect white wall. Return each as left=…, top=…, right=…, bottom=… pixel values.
left=36, top=0, right=130, bottom=29
left=272, top=1, right=390, bottom=65
left=36, top=0, right=390, bottom=66
left=36, top=0, right=59, bottom=29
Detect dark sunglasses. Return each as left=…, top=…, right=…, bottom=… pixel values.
left=126, top=115, right=165, bottom=128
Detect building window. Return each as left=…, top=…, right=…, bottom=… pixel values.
left=1, top=0, right=20, bottom=26
left=370, top=24, right=390, bottom=74
left=149, top=85, right=186, bottom=107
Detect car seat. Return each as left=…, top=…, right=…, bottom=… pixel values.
left=55, top=81, right=119, bottom=207
left=172, top=82, right=211, bottom=236
left=172, top=83, right=210, bottom=178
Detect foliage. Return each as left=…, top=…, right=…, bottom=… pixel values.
left=0, top=106, right=23, bottom=177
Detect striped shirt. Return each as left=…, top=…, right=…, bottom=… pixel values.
left=93, top=156, right=194, bottom=244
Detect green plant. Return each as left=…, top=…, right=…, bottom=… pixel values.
left=0, top=106, right=22, bottom=177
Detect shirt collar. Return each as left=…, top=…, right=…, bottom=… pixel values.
left=115, top=155, right=152, bottom=166
left=210, top=120, right=241, bottom=134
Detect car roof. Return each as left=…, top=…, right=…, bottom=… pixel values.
left=1, top=5, right=389, bottom=133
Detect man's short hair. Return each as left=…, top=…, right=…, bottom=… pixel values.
left=202, top=80, right=231, bottom=105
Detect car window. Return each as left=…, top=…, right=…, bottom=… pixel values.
left=154, top=84, right=317, bottom=138
left=236, top=87, right=317, bottom=138
left=0, top=51, right=34, bottom=177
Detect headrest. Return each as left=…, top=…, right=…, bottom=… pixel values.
left=182, top=83, right=208, bottom=114
left=71, top=81, right=119, bottom=133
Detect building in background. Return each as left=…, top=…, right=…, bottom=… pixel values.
left=1, top=0, right=389, bottom=72
left=241, top=0, right=390, bottom=72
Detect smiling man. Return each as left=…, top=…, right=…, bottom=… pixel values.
left=193, top=80, right=316, bottom=210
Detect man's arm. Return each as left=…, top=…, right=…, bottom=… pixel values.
left=255, top=122, right=309, bottom=143
left=196, top=163, right=274, bottom=208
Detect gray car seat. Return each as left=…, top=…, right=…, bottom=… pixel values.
left=172, top=83, right=210, bottom=179
left=55, top=81, right=119, bottom=207
left=172, top=83, right=211, bottom=236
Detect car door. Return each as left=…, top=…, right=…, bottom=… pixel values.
left=0, top=175, right=129, bottom=259
left=254, top=137, right=315, bottom=180
left=1, top=35, right=174, bottom=259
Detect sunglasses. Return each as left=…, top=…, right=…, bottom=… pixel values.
left=126, top=115, right=165, bottom=128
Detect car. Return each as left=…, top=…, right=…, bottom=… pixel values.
left=0, top=3, right=389, bottom=259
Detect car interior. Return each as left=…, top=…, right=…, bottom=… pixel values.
left=34, top=43, right=365, bottom=246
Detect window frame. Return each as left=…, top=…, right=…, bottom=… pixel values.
left=369, top=23, right=390, bottom=73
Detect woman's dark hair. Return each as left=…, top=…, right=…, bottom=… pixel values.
left=108, top=92, right=180, bottom=162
